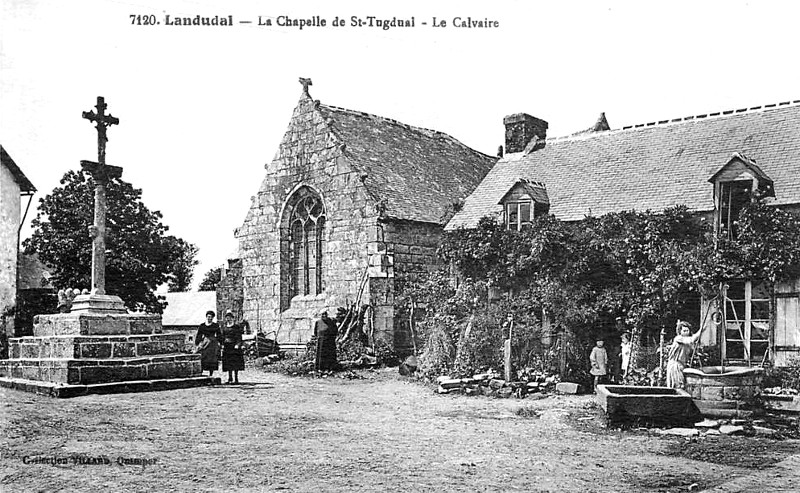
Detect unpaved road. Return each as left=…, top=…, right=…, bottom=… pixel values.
left=1, top=368, right=799, bottom=492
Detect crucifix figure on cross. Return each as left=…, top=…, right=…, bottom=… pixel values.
left=71, top=96, right=126, bottom=313
left=82, top=96, right=119, bottom=166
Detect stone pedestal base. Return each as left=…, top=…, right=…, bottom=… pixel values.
left=33, top=312, right=162, bottom=337
left=0, top=311, right=217, bottom=398
left=70, top=293, right=127, bottom=314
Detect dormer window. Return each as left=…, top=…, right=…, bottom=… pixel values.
left=499, top=179, right=550, bottom=231
left=708, top=153, right=775, bottom=240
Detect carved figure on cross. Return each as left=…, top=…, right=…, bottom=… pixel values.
left=82, top=96, right=119, bottom=165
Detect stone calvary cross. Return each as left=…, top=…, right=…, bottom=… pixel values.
left=72, top=96, right=126, bottom=313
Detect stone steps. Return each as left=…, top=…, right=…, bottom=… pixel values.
left=32, top=312, right=162, bottom=336
left=8, top=333, right=185, bottom=360
left=0, top=375, right=220, bottom=398
left=0, top=354, right=202, bottom=385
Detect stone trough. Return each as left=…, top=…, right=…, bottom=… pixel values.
left=596, top=385, right=701, bottom=425
left=683, top=366, right=764, bottom=418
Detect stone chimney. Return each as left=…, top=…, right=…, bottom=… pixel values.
left=503, top=113, right=548, bottom=154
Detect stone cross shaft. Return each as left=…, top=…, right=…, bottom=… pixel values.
left=81, top=97, right=122, bottom=296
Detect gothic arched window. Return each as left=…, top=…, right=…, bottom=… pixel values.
left=288, top=193, right=326, bottom=300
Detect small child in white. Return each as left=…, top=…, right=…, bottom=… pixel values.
left=590, top=339, right=608, bottom=391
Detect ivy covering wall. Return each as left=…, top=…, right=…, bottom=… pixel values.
left=399, top=202, right=800, bottom=380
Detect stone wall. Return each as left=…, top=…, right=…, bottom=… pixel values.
left=235, top=93, right=379, bottom=349
left=217, top=258, right=243, bottom=322
left=0, top=163, right=21, bottom=336
left=368, top=219, right=444, bottom=354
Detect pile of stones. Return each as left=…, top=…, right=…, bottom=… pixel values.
left=657, top=416, right=800, bottom=439
left=435, top=370, right=560, bottom=398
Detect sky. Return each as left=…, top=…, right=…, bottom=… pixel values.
left=2, top=0, right=800, bottom=290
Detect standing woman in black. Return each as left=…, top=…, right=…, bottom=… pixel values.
left=195, top=310, right=221, bottom=377
left=221, top=310, right=245, bottom=384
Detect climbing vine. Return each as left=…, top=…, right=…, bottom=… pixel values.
left=403, top=200, right=800, bottom=378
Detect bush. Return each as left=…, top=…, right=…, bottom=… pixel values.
left=417, top=318, right=455, bottom=380
left=763, top=357, right=800, bottom=391
left=694, top=344, right=721, bottom=368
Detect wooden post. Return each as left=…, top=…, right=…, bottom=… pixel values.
left=658, top=325, right=666, bottom=385
left=504, top=339, right=512, bottom=382
left=504, top=314, right=513, bottom=382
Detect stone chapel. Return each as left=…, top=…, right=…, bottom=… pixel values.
left=218, top=80, right=496, bottom=354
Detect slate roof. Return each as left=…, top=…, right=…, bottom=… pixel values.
left=317, top=104, right=497, bottom=224
left=161, top=291, right=217, bottom=327
left=447, top=101, right=800, bottom=229
left=17, top=254, right=52, bottom=290
left=1, top=145, right=36, bottom=193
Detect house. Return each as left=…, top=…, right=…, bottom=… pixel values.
left=160, top=291, right=218, bottom=349
left=1, top=145, right=36, bottom=337
left=14, top=253, right=54, bottom=336
left=221, top=79, right=496, bottom=354
left=447, top=101, right=800, bottom=367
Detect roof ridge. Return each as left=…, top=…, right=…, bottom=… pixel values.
left=545, top=99, right=800, bottom=144
left=619, top=99, right=800, bottom=131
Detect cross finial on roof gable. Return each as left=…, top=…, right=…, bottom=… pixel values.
left=299, top=77, right=312, bottom=96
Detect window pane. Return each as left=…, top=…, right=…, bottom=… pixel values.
left=306, top=222, right=317, bottom=296
left=726, top=341, right=745, bottom=359
left=316, top=217, right=326, bottom=294
left=507, top=204, right=518, bottom=229
left=310, top=198, right=323, bottom=218
left=751, top=342, right=769, bottom=361
left=519, top=202, right=531, bottom=226
left=726, top=300, right=746, bottom=322
left=726, top=322, right=744, bottom=340
left=751, top=321, right=769, bottom=340
left=751, top=301, right=770, bottom=320
left=726, top=281, right=745, bottom=300
left=292, top=222, right=305, bottom=298
left=719, top=181, right=751, bottom=239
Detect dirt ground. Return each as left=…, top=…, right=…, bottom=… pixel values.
left=1, top=367, right=799, bottom=493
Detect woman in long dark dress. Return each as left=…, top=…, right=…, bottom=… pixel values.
left=195, top=310, right=221, bottom=376
left=221, top=310, right=245, bottom=384
left=314, top=310, right=339, bottom=371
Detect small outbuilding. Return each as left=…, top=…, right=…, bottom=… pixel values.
left=161, top=291, right=218, bottom=350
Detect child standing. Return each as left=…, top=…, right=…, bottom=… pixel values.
left=620, top=332, right=632, bottom=380
left=590, top=339, right=608, bottom=391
